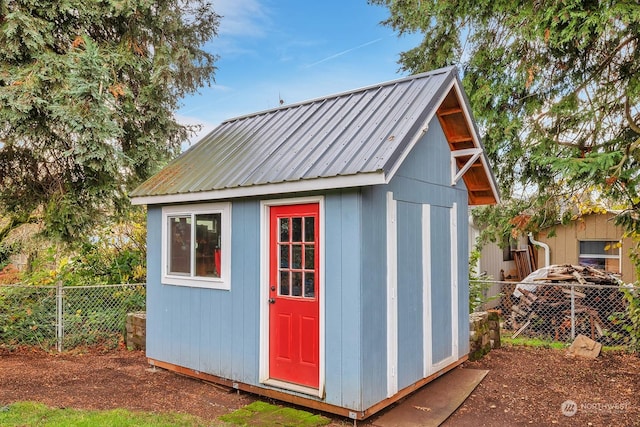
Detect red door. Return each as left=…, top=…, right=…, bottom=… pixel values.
left=269, top=203, right=319, bottom=388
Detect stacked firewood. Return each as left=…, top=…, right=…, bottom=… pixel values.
left=507, top=264, right=626, bottom=341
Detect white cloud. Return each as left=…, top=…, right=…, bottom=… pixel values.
left=213, top=0, right=271, bottom=37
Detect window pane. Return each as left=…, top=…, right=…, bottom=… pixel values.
left=280, top=271, right=290, bottom=296
left=579, top=257, right=605, bottom=270
left=195, top=213, right=221, bottom=277
left=292, top=272, right=302, bottom=296
left=169, top=216, right=191, bottom=274
left=280, top=244, right=290, bottom=268
left=292, top=244, right=302, bottom=269
left=279, top=218, right=289, bottom=242
left=304, top=272, right=315, bottom=298
left=292, top=217, right=302, bottom=242
left=304, top=217, right=315, bottom=242
left=305, top=245, right=314, bottom=269
left=579, top=241, right=618, bottom=256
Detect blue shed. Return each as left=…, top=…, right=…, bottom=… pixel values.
left=131, top=66, right=499, bottom=420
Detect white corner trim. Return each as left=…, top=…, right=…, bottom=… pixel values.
left=422, top=204, right=432, bottom=378
left=450, top=202, right=459, bottom=360
left=386, top=191, right=398, bottom=397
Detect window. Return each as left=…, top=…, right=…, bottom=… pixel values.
left=278, top=215, right=317, bottom=299
left=162, top=203, right=231, bottom=289
left=578, top=240, right=620, bottom=275
left=502, top=235, right=517, bottom=261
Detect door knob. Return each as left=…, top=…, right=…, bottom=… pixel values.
left=268, top=298, right=276, bottom=304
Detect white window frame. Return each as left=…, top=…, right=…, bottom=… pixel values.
left=578, top=239, right=621, bottom=275
left=161, top=202, right=232, bottom=289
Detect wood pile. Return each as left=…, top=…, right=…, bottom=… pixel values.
left=507, top=264, right=626, bottom=342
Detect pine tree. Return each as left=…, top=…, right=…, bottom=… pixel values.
left=0, top=0, right=220, bottom=241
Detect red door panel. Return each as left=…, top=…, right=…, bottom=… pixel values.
left=269, top=203, right=319, bottom=388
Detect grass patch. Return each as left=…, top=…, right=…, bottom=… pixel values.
left=501, top=335, right=627, bottom=352
left=0, top=401, right=214, bottom=427
left=219, top=401, right=330, bottom=427
left=501, top=335, right=568, bottom=349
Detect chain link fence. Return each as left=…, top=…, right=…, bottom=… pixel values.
left=474, top=279, right=639, bottom=350
left=0, top=283, right=145, bottom=351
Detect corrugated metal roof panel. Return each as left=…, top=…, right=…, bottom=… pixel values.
left=131, top=66, right=498, bottom=204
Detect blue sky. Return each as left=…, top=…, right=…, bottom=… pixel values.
left=177, top=0, right=422, bottom=147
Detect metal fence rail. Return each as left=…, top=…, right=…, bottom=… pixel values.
left=473, top=279, right=639, bottom=349
left=0, top=283, right=145, bottom=351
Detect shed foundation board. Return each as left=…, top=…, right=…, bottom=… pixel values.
left=146, top=356, right=467, bottom=420
left=370, top=367, right=488, bottom=427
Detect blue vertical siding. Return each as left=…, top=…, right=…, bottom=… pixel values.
left=359, top=119, right=471, bottom=409
left=396, top=200, right=424, bottom=389
left=429, top=205, right=453, bottom=364
left=230, top=200, right=260, bottom=383
left=145, top=206, right=164, bottom=362
left=360, top=186, right=390, bottom=409
left=324, top=190, right=363, bottom=410
left=145, top=200, right=261, bottom=385
left=383, top=119, right=470, bottom=394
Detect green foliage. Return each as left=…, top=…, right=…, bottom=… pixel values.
left=1, top=212, right=147, bottom=349
left=0, top=0, right=220, bottom=242
left=0, top=286, right=57, bottom=349
left=469, top=249, right=500, bottom=313
left=0, top=242, right=16, bottom=270
left=611, top=287, right=640, bottom=352
left=22, top=209, right=147, bottom=287
left=61, top=285, right=146, bottom=349
left=0, top=284, right=145, bottom=350
left=373, top=0, right=640, bottom=261
left=0, top=401, right=212, bottom=427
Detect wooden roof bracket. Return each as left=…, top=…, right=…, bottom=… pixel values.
left=451, top=148, right=483, bottom=186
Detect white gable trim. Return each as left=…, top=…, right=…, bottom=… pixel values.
left=384, top=72, right=455, bottom=183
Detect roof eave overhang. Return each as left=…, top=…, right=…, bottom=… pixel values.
left=131, top=171, right=387, bottom=206
left=438, top=78, right=501, bottom=206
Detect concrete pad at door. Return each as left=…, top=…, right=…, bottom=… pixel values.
left=370, top=368, right=489, bottom=427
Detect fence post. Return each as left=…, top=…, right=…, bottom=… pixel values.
left=570, top=284, right=575, bottom=340
left=56, top=280, right=63, bottom=352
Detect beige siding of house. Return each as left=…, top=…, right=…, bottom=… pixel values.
left=479, top=241, right=514, bottom=308
left=535, top=213, right=638, bottom=284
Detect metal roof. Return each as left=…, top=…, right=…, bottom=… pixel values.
left=131, top=66, right=499, bottom=205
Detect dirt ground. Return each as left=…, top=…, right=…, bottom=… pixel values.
left=1, top=344, right=638, bottom=426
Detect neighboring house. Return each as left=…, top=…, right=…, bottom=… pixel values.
left=131, top=66, right=499, bottom=420
left=469, top=221, right=532, bottom=282
left=469, top=223, right=532, bottom=309
left=534, top=211, right=638, bottom=285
